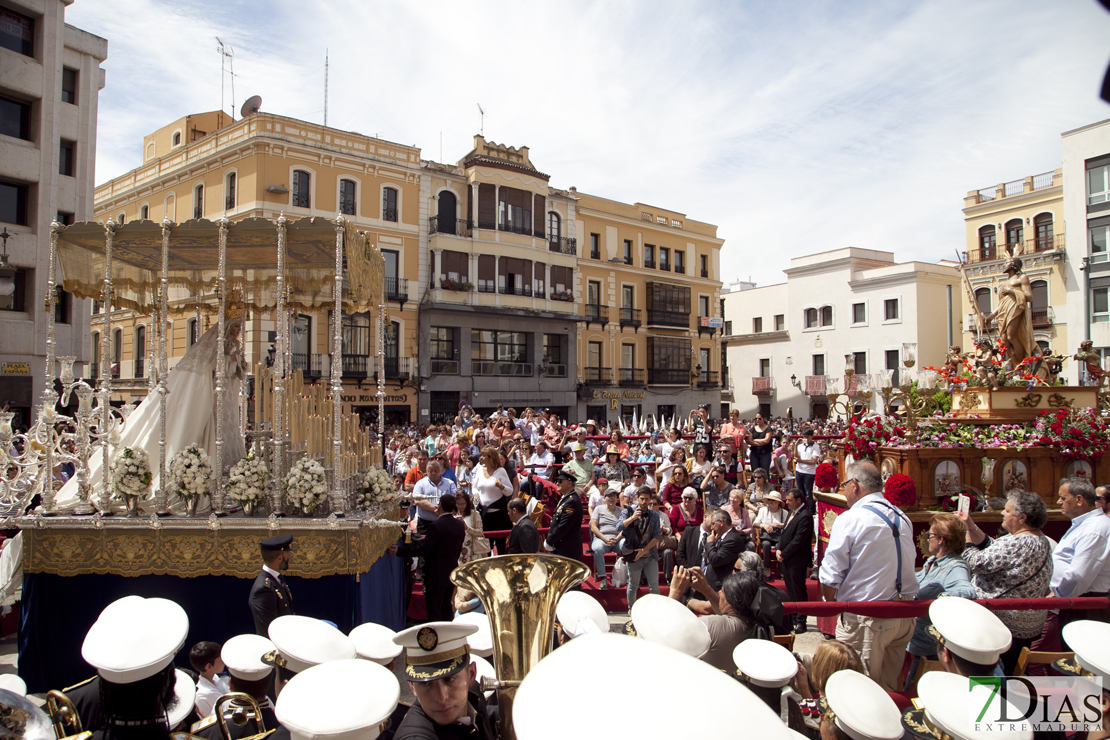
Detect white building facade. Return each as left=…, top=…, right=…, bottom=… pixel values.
left=721, top=248, right=961, bottom=420
left=1062, top=118, right=1110, bottom=381
left=0, top=0, right=106, bottom=427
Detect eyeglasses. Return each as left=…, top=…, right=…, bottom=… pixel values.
left=837, top=479, right=858, bottom=491
left=924, top=532, right=944, bottom=540
left=1098, top=496, right=1108, bottom=503
left=682, top=496, right=696, bottom=501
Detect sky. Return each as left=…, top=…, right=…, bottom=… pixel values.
left=67, top=0, right=1110, bottom=287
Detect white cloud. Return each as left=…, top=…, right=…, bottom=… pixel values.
left=67, top=0, right=1110, bottom=285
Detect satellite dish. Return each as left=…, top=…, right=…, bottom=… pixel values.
left=240, top=95, right=262, bottom=118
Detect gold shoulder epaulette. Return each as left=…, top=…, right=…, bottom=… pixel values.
left=191, top=713, right=218, bottom=732
left=62, top=676, right=95, bottom=692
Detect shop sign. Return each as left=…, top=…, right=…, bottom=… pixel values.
left=1, top=363, right=30, bottom=376
left=340, top=391, right=410, bottom=404
left=591, top=389, right=646, bottom=409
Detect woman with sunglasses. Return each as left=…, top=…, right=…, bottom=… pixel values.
left=660, top=465, right=690, bottom=512
left=744, top=468, right=771, bottom=516
left=903, top=512, right=975, bottom=689
left=748, top=414, right=774, bottom=473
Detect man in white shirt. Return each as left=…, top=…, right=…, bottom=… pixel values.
left=1052, top=477, right=1110, bottom=626
left=818, top=460, right=918, bottom=691
left=526, top=441, right=554, bottom=479
left=793, top=426, right=821, bottom=509
left=412, top=461, right=457, bottom=535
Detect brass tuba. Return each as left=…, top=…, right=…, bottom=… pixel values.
left=213, top=693, right=268, bottom=740
left=44, top=690, right=82, bottom=738
left=451, top=554, right=589, bottom=740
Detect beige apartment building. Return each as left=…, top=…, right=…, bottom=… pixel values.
left=93, top=116, right=724, bottom=426
left=960, top=169, right=1066, bottom=358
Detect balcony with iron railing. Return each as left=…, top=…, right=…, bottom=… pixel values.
left=428, top=216, right=473, bottom=237
left=477, top=282, right=497, bottom=294
left=383, top=208, right=398, bottom=222
left=647, top=308, right=690, bottom=328
left=583, top=304, right=608, bottom=325
left=499, top=284, right=533, bottom=297
left=386, top=277, right=409, bottom=302
left=342, top=354, right=369, bottom=378
left=701, top=269, right=709, bottom=278
left=292, top=353, right=326, bottom=377
left=498, top=221, right=540, bottom=238
left=619, top=308, right=642, bottom=328
left=373, top=356, right=414, bottom=380
left=225, top=195, right=235, bottom=210
left=618, top=368, right=645, bottom=387
left=472, top=361, right=533, bottom=376
left=1032, top=306, right=1055, bottom=328
left=697, top=370, right=719, bottom=389
left=752, top=376, right=775, bottom=395
left=548, top=234, right=577, bottom=255
left=648, top=368, right=690, bottom=386
left=965, top=234, right=1065, bottom=263
left=134, top=358, right=144, bottom=378
left=583, top=367, right=612, bottom=386
left=804, top=375, right=826, bottom=396
left=644, top=258, right=655, bottom=269
left=431, top=359, right=459, bottom=375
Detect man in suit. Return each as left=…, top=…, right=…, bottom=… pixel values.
left=388, top=494, right=465, bottom=622
left=249, top=535, right=295, bottom=636
left=703, top=509, right=743, bottom=592
left=776, top=488, right=815, bottom=633
left=676, top=517, right=711, bottom=571
left=543, top=470, right=585, bottom=563
left=507, top=496, right=539, bottom=554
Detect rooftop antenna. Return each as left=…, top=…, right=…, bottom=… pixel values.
left=477, top=104, right=484, bottom=136
left=216, top=38, right=236, bottom=123
left=240, top=95, right=262, bottom=118
left=323, top=49, right=329, bottom=128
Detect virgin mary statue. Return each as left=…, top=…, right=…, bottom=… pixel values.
left=52, top=316, right=248, bottom=514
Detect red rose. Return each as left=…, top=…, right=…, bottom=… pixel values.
left=883, top=473, right=917, bottom=508
left=815, top=462, right=839, bottom=490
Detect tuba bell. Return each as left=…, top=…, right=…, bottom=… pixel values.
left=213, top=692, right=267, bottom=740
left=450, top=553, right=588, bottom=740
left=45, top=690, right=82, bottom=739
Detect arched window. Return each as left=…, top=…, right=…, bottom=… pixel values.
left=186, top=318, right=198, bottom=347
left=118, top=212, right=126, bottom=224
left=975, top=287, right=991, bottom=317
left=1005, top=218, right=1023, bottom=253
left=193, top=183, right=204, bottom=220
left=978, top=225, right=996, bottom=261
left=112, top=329, right=122, bottom=378
left=382, top=187, right=398, bottom=222
left=1034, top=213, right=1054, bottom=251
left=548, top=212, right=560, bottom=242
left=1031, top=280, right=1048, bottom=327
left=172, top=131, right=181, bottom=146
left=225, top=172, right=236, bottom=210
left=804, top=307, right=818, bottom=329
left=140, top=204, right=149, bottom=220
left=134, top=325, right=146, bottom=378
left=339, top=179, right=356, bottom=216
left=1002, top=460, right=1028, bottom=491
left=436, top=190, right=456, bottom=234
left=819, top=306, right=833, bottom=327
left=292, top=171, right=311, bottom=208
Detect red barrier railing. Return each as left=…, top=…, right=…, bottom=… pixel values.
left=782, top=596, right=1110, bottom=618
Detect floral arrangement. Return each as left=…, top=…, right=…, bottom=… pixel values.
left=357, top=466, right=398, bottom=510
left=109, top=447, right=152, bottom=501
left=883, top=473, right=917, bottom=508
left=842, top=412, right=1110, bottom=459
left=1035, top=407, right=1109, bottom=459
left=285, top=456, right=328, bottom=513
left=550, top=289, right=574, bottom=302
left=227, top=451, right=270, bottom=504
left=814, top=462, right=839, bottom=490
left=440, top=278, right=474, bottom=292
left=167, top=446, right=212, bottom=501
left=844, top=415, right=905, bottom=459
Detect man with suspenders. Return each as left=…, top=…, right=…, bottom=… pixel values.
left=818, top=460, right=918, bottom=691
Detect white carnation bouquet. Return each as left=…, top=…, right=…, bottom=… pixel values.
left=109, top=446, right=152, bottom=501
left=167, top=446, right=212, bottom=501
left=285, top=456, right=328, bottom=513
left=357, top=466, right=398, bottom=510
left=227, top=451, right=270, bottom=504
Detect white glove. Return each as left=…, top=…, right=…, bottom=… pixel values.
left=543, top=541, right=555, bottom=552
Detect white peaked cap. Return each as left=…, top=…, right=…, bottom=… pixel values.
left=629, top=594, right=711, bottom=658
left=82, top=596, right=188, bottom=683
left=514, top=633, right=793, bottom=740
left=556, top=591, right=608, bottom=639
left=276, top=659, right=399, bottom=740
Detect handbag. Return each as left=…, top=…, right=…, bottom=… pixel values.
left=611, top=557, right=629, bottom=588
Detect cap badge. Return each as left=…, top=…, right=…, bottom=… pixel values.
left=417, top=626, right=439, bottom=652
